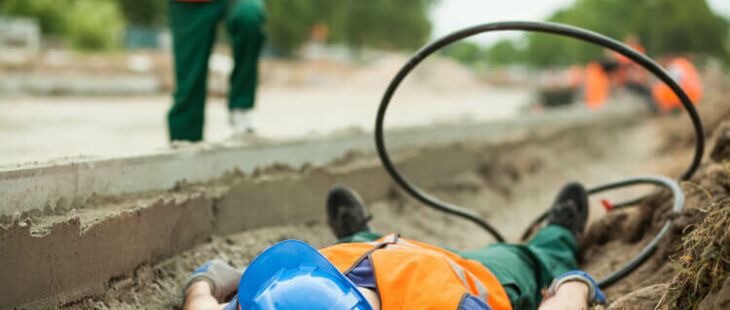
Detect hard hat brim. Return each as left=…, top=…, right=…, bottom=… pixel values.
left=237, top=239, right=371, bottom=308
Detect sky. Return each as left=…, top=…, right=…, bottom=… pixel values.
left=431, top=0, right=730, bottom=45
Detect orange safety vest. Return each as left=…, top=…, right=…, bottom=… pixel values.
left=651, top=57, right=702, bottom=112
left=583, top=62, right=610, bottom=109
left=320, top=234, right=512, bottom=310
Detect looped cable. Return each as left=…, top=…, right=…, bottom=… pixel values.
left=374, top=21, right=703, bottom=288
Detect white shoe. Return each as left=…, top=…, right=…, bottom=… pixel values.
left=230, top=109, right=254, bottom=135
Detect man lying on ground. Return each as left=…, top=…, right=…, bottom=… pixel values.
left=182, top=183, right=606, bottom=310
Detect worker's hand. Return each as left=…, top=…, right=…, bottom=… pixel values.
left=183, top=259, right=243, bottom=303
left=539, top=271, right=606, bottom=310
left=538, top=281, right=590, bottom=310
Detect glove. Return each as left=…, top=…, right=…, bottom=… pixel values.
left=183, top=259, right=243, bottom=302
left=547, top=270, right=606, bottom=305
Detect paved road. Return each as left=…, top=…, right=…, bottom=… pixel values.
left=0, top=85, right=531, bottom=165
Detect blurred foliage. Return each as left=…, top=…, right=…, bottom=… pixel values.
left=442, top=0, right=730, bottom=68
left=65, top=0, right=124, bottom=50
left=338, top=0, right=433, bottom=50
left=116, top=0, right=166, bottom=26
left=8, top=0, right=725, bottom=63
left=524, top=0, right=730, bottom=67
left=265, top=0, right=322, bottom=56
left=1, top=0, right=434, bottom=54
left=485, top=40, right=525, bottom=65
left=0, top=0, right=69, bottom=35
left=265, top=0, right=435, bottom=55
left=440, top=39, right=526, bottom=69
left=1, top=0, right=125, bottom=50
left=440, top=41, right=484, bottom=65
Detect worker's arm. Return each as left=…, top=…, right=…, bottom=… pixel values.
left=538, top=271, right=606, bottom=310
left=183, top=259, right=243, bottom=310
left=184, top=281, right=228, bottom=310
left=538, top=281, right=590, bottom=310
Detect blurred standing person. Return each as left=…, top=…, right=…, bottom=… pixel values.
left=652, top=56, right=702, bottom=113
left=168, top=0, right=265, bottom=142
left=612, top=35, right=654, bottom=111
left=584, top=36, right=656, bottom=112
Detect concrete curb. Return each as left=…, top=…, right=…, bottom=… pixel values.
left=0, top=105, right=638, bottom=218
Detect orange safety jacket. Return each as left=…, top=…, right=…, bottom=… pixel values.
left=651, top=57, right=702, bottom=112
left=320, top=234, right=512, bottom=310
left=583, top=62, right=610, bottom=110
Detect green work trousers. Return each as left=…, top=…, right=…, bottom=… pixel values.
left=168, top=0, right=265, bottom=141
left=341, top=225, right=578, bottom=310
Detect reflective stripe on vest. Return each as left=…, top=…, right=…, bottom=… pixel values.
left=321, top=234, right=512, bottom=310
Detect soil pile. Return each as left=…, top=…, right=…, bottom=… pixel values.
left=583, top=85, right=730, bottom=309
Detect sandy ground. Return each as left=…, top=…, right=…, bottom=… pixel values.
left=74, top=81, right=730, bottom=309
left=6, top=54, right=726, bottom=309
left=62, top=109, right=679, bottom=309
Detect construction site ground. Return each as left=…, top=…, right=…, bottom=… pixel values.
left=2, top=56, right=728, bottom=309
left=84, top=88, right=730, bottom=309
left=62, top=109, right=679, bottom=309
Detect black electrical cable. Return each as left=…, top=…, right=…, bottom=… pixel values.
left=375, top=21, right=704, bottom=241
left=518, top=177, right=685, bottom=287
left=583, top=176, right=685, bottom=288
left=374, top=21, right=704, bottom=288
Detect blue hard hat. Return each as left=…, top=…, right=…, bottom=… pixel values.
left=238, top=240, right=373, bottom=310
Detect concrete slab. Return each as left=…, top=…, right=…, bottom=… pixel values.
left=0, top=105, right=639, bottom=218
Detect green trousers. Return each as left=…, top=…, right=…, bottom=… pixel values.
left=168, top=0, right=265, bottom=141
left=341, top=225, right=578, bottom=310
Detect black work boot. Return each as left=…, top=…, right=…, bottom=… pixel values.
left=546, top=182, right=589, bottom=239
left=326, top=186, right=373, bottom=239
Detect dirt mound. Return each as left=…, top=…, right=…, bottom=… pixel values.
left=660, top=191, right=729, bottom=309
left=582, top=102, right=730, bottom=310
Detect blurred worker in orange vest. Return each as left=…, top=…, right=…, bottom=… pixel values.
left=584, top=36, right=655, bottom=111
left=613, top=36, right=654, bottom=109
left=612, top=35, right=649, bottom=87
left=651, top=56, right=703, bottom=113
left=583, top=61, right=610, bottom=109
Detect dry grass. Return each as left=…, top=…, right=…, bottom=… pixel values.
left=657, top=174, right=730, bottom=309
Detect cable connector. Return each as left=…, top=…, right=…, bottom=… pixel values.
left=600, top=199, right=615, bottom=211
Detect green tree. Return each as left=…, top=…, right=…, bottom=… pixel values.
left=264, top=0, right=320, bottom=55
left=440, top=41, right=484, bottom=65
left=1, top=0, right=125, bottom=50
left=115, top=0, right=166, bottom=26
left=524, top=0, right=730, bottom=67
left=486, top=39, right=525, bottom=66
left=340, top=0, right=433, bottom=50
left=638, top=0, right=729, bottom=61
left=264, top=0, right=435, bottom=56
left=65, top=0, right=125, bottom=50
left=0, top=0, right=70, bottom=35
